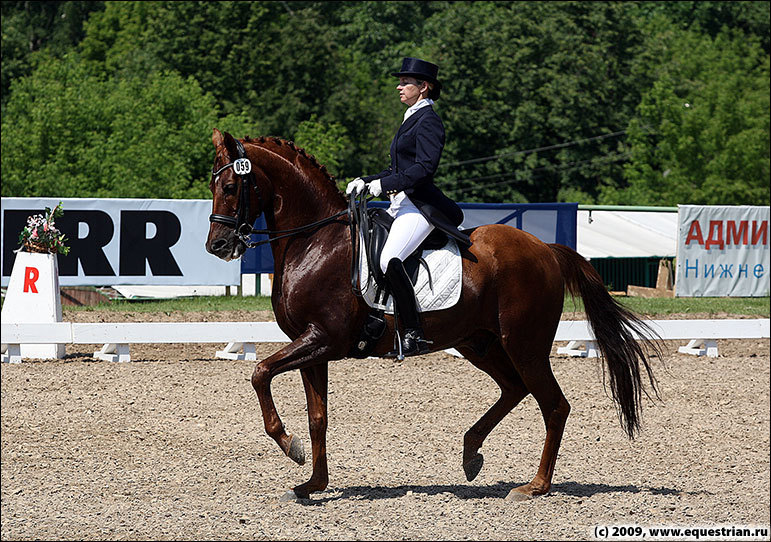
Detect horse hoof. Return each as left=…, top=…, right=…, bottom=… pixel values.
left=279, top=490, right=298, bottom=502
left=505, top=488, right=534, bottom=502
left=463, top=453, right=484, bottom=481
left=287, top=435, right=305, bottom=465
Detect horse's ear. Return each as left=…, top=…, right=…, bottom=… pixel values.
left=212, top=128, right=224, bottom=148
left=222, top=131, right=240, bottom=157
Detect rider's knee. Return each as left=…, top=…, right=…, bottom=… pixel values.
left=380, top=253, right=396, bottom=275
left=383, top=255, right=405, bottom=276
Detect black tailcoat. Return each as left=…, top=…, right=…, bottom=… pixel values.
left=363, top=106, right=471, bottom=247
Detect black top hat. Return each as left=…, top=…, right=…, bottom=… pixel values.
left=391, top=57, right=442, bottom=98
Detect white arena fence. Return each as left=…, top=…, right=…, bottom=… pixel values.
left=2, top=319, right=769, bottom=364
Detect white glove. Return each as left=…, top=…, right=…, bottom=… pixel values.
left=368, top=178, right=382, bottom=197
left=345, top=177, right=366, bottom=195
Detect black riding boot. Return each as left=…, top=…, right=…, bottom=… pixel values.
left=383, top=258, right=431, bottom=359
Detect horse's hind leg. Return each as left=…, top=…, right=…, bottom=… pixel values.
left=457, top=339, right=529, bottom=482
left=503, top=340, right=571, bottom=501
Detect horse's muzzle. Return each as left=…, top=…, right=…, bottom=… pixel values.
left=206, top=232, right=246, bottom=262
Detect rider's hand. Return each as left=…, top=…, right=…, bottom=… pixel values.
left=345, top=177, right=366, bottom=195
left=368, top=179, right=382, bottom=197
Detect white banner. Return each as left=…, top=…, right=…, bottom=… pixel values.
left=676, top=205, right=770, bottom=297
left=1, top=198, right=241, bottom=287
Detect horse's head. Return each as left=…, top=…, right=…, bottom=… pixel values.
left=206, top=128, right=269, bottom=261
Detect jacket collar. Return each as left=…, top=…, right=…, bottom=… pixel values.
left=398, top=104, right=432, bottom=134
left=402, top=98, right=434, bottom=123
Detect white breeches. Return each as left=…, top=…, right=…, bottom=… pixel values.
left=379, top=204, right=435, bottom=274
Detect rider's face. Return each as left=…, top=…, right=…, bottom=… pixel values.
left=397, top=77, right=426, bottom=107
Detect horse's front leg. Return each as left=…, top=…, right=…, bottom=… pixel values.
left=250, top=324, right=334, bottom=497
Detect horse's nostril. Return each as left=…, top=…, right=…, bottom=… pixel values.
left=211, top=238, right=227, bottom=252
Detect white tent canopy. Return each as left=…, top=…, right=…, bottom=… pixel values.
left=577, top=210, right=678, bottom=259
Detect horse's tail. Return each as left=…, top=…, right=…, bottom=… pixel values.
left=549, top=243, right=662, bottom=439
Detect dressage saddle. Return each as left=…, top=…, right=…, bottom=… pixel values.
left=365, top=207, right=447, bottom=286
left=349, top=207, right=447, bottom=358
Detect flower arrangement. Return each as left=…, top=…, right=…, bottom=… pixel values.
left=18, top=202, right=70, bottom=255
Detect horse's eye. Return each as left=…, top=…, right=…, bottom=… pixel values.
left=223, top=183, right=238, bottom=195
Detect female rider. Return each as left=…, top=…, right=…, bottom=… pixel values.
left=347, top=57, right=471, bottom=358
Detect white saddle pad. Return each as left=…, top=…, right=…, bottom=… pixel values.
left=358, top=233, right=463, bottom=314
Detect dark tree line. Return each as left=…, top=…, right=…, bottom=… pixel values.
left=2, top=1, right=768, bottom=205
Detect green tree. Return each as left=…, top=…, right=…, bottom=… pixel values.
left=1, top=52, right=252, bottom=199
left=604, top=23, right=770, bottom=205
left=320, top=1, right=441, bottom=179
left=2, top=1, right=769, bottom=204
left=74, top=1, right=434, bottom=182
left=79, top=2, right=337, bottom=132
left=1, top=1, right=104, bottom=105
left=293, top=114, right=352, bottom=183
left=75, top=1, right=366, bottom=173
left=630, top=1, right=770, bottom=53
left=422, top=1, right=648, bottom=203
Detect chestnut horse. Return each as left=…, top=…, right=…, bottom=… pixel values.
left=205, top=129, right=660, bottom=501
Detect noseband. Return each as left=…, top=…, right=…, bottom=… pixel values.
left=209, top=139, right=349, bottom=249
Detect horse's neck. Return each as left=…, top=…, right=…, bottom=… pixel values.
left=251, top=144, right=347, bottom=280
left=268, top=182, right=344, bottom=232
left=254, top=145, right=345, bottom=232
left=250, top=143, right=355, bottom=334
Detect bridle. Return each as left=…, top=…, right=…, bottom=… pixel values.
left=208, top=139, right=349, bottom=248
left=208, top=138, right=379, bottom=297
left=209, top=139, right=262, bottom=244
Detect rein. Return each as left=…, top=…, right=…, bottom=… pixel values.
left=244, top=209, right=349, bottom=248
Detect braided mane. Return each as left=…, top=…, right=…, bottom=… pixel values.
left=244, top=136, right=339, bottom=192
